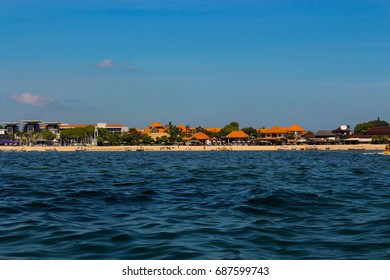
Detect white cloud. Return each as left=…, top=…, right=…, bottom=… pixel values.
left=10, top=92, right=52, bottom=106
left=96, top=58, right=114, bottom=67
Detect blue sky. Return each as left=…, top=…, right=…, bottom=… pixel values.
left=1, top=0, right=389, bottom=131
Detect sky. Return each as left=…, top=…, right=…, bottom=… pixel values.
left=1, top=0, right=389, bottom=131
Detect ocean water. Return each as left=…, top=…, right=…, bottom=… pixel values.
left=0, top=150, right=389, bottom=260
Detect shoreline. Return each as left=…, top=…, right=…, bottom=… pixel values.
left=0, top=144, right=386, bottom=152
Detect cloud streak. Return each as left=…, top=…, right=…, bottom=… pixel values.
left=96, top=58, right=115, bottom=67
left=10, top=92, right=53, bottom=106
left=95, top=58, right=144, bottom=73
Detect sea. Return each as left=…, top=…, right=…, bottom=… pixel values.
left=0, top=150, right=389, bottom=260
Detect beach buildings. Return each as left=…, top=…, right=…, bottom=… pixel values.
left=0, top=122, right=20, bottom=135
left=40, top=122, right=61, bottom=134
left=1, top=117, right=388, bottom=147
left=0, top=120, right=130, bottom=146
left=311, top=130, right=338, bottom=144
left=224, top=130, right=249, bottom=144
left=143, top=121, right=170, bottom=141
left=22, top=120, right=42, bottom=134
left=189, top=132, right=209, bottom=145
left=144, top=121, right=165, bottom=134
left=0, top=122, right=20, bottom=145
left=96, top=123, right=128, bottom=134
left=258, top=124, right=306, bottom=144
left=345, top=126, right=390, bottom=144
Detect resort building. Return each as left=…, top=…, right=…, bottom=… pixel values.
left=22, top=120, right=42, bottom=134
left=332, top=125, right=352, bottom=138
left=0, top=122, right=20, bottom=145
left=343, top=135, right=372, bottom=145
left=190, top=132, right=209, bottom=144
left=144, top=121, right=166, bottom=134
left=40, top=122, right=61, bottom=134
left=224, top=130, right=249, bottom=144
left=0, top=122, right=20, bottom=135
left=258, top=124, right=306, bottom=144
left=345, top=126, right=390, bottom=145
left=96, top=123, right=128, bottom=134
left=142, top=121, right=170, bottom=140
left=58, top=123, right=128, bottom=135
left=312, top=130, right=337, bottom=144
left=365, top=126, right=390, bottom=136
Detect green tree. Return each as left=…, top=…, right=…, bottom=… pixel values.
left=242, top=127, right=258, bottom=138
left=85, top=125, right=95, bottom=139
left=122, top=129, right=142, bottom=145
left=219, top=121, right=239, bottom=137
left=60, top=127, right=91, bottom=145
left=166, top=124, right=180, bottom=143
left=372, top=136, right=389, bottom=144
left=354, top=118, right=389, bottom=134
left=41, top=130, right=55, bottom=141
left=96, top=128, right=123, bottom=146
left=141, top=134, right=153, bottom=145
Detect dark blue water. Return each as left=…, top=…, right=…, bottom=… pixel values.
left=0, top=151, right=389, bottom=259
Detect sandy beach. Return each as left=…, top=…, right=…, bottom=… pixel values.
left=0, top=144, right=386, bottom=152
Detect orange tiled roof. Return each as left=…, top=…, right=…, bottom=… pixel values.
left=149, top=121, right=164, bottom=128
left=225, top=131, right=249, bottom=138
left=144, top=128, right=151, bottom=134
left=288, top=123, right=306, bottom=132
left=260, top=125, right=287, bottom=134
left=177, top=124, right=191, bottom=133
left=205, top=127, right=221, bottom=133
left=106, top=124, right=124, bottom=128
left=192, top=132, right=209, bottom=140
left=144, top=121, right=166, bottom=134
left=260, top=124, right=306, bottom=134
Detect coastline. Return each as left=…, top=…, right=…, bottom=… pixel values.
left=0, top=144, right=386, bottom=152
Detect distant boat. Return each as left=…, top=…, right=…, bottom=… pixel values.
left=136, top=147, right=144, bottom=152
left=384, top=144, right=390, bottom=155
left=75, top=146, right=86, bottom=152
left=45, top=148, right=57, bottom=152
